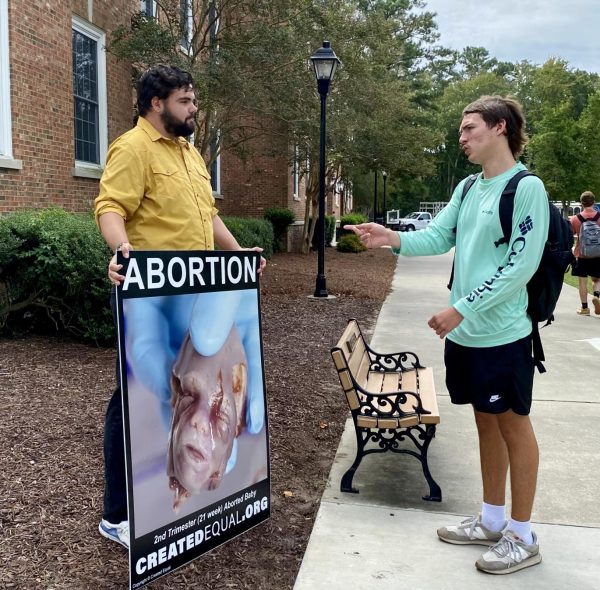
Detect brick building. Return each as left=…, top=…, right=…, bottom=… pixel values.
left=0, top=0, right=348, bottom=244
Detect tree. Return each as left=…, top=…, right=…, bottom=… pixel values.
left=287, top=0, right=442, bottom=251
left=521, top=60, right=600, bottom=205
left=575, top=90, right=600, bottom=194
left=108, top=0, right=449, bottom=253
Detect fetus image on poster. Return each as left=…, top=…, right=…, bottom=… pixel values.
left=167, top=327, right=247, bottom=513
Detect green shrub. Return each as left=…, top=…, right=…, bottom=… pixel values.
left=263, top=206, right=295, bottom=252
left=338, top=213, right=368, bottom=240
left=336, top=233, right=367, bottom=253
left=222, top=216, right=274, bottom=259
left=0, top=208, right=114, bottom=344
left=340, top=213, right=368, bottom=227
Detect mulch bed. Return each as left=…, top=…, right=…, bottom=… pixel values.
left=0, top=248, right=396, bottom=589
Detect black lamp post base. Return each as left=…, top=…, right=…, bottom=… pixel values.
left=313, top=276, right=329, bottom=298
left=309, top=276, right=336, bottom=299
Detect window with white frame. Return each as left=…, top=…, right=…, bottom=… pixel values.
left=209, top=1, right=219, bottom=43
left=305, top=155, right=310, bottom=199
left=210, top=135, right=221, bottom=195
left=140, top=0, right=157, bottom=18
left=335, top=178, right=343, bottom=207
left=180, top=0, right=193, bottom=52
left=346, top=181, right=353, bottom=211
left=292, top=145, right=300, bottom=200
left=72, top=17, right=107, bottom=168
left=0, top=0, right=14, bottom=161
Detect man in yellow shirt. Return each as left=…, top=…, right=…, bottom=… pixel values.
left=95, top=65, right=265, bottom=549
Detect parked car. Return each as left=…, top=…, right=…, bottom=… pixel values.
left=386, top=211, right=433, bottom=231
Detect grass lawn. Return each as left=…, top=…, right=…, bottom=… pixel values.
left=564, top=272, right=595, bottom=294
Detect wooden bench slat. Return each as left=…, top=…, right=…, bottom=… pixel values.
left=354, top=350, right=370, bottom=389
left=381, top=372, right=401, bottom=392
left=378, top=418, right=399, bottom=429
left=379, top=372, right=418, bottom=426
left=345, top=389, right=360, bottom=411
left=400, top=369, right=417, bottom=391
left=417, top=368, right=440, bottom=425
left=334, top=320, right=360, bottom=352
left=366, top=371, right=384, bottom=393
left=396, top=370, right=418, bottom=426
left=348, top=339, right=367, bottom=378
left=331, top=349, right=346, bottom=371
left=356, top=415, right=378, bottom=429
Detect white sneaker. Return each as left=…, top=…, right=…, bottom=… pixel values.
left=99, top=519, right=130, bottom=549
left=476, top=530, right=541, bottom=574
left=437, top=514, right=505, bottom=546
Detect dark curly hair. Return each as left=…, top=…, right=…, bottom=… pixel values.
left=136, top=65, right=194, bottom=116
left=463, top=95, right=528, bottom=158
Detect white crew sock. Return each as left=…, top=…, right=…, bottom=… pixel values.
left=481, top=502, right=506, bottom=532
left=508, top=518, right=534, bottom=545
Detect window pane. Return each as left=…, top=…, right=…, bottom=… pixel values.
left=72, top=29, right=99, bottom=164
left=140, top=1, right=156, bottom=17
left=209, top=135, right=220, bottom=192
left=180, top=0, right=191, bottom=49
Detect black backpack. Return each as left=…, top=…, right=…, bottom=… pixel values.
left=450, top=170, right=575, bottom=373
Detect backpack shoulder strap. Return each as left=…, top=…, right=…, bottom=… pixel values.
left=495, top=170, right=536, bottom=248
left=447, top=174, right=480, bottom=290
left=577, top=213, right=586, bottom=224
left=461, top=173, right=479, bottom=203
left=593, top=212, right=600, bottom=222
left=531, top=322, right=546, bottom=374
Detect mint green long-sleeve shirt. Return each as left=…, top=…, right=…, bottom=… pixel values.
left=398, top=162, right=549, bottom=348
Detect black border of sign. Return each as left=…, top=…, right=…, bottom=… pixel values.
left=114, top=250, right=270, bottom=589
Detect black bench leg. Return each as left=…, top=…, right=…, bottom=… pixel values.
left=341, top=428, right=366, bottom=494
left=420, top=424, right=442, bottom=502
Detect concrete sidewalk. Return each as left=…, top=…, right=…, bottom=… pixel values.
left=294, top=252, right=600, bottom=590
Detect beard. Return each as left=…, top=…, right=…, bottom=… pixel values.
left=161, top=107, right=195, bottom=137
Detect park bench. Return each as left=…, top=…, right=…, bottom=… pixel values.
left=330, top=319, right=442, bottom=502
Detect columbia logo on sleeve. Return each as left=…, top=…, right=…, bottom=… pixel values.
left=519, top=216, right=533, bottom=235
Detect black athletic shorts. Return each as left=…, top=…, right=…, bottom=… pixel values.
left=444, top=335, right=535, bottom=416
left=571, top=257, right=600, bottom=278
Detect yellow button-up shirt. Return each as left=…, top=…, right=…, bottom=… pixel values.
left=95, top=117, right=218, bottom=250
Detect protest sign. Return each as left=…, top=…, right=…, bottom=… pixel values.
left=115, top=250, right=270, bottom=589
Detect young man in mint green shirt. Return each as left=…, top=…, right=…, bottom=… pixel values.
left=346, top=95, right=548, bottom=575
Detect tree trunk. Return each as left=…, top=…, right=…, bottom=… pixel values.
left=301, top=165, right=320, bottom=254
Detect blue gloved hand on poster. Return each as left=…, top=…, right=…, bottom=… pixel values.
left=124, top=290, right=265, bottom=447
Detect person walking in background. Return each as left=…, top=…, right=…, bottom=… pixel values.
left=570, top=191, right=600, bottom=315
left=345, top=95, right=548, bottom=575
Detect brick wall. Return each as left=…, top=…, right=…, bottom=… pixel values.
left=0, top=0, right=133, bottom=213
left=217, top=135, right=294, bottom=219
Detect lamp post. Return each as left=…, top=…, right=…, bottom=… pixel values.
left=310, top=40, right=340, bottom=298
left=373, top=168, right=378, bottom=223
left=382, top=170, right=388, bottom=225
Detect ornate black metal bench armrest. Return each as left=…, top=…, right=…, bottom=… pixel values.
left=363, top=343, right=424, bottom=372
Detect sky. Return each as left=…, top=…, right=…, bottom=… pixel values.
left=421, top=0, right=600, bottom=74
